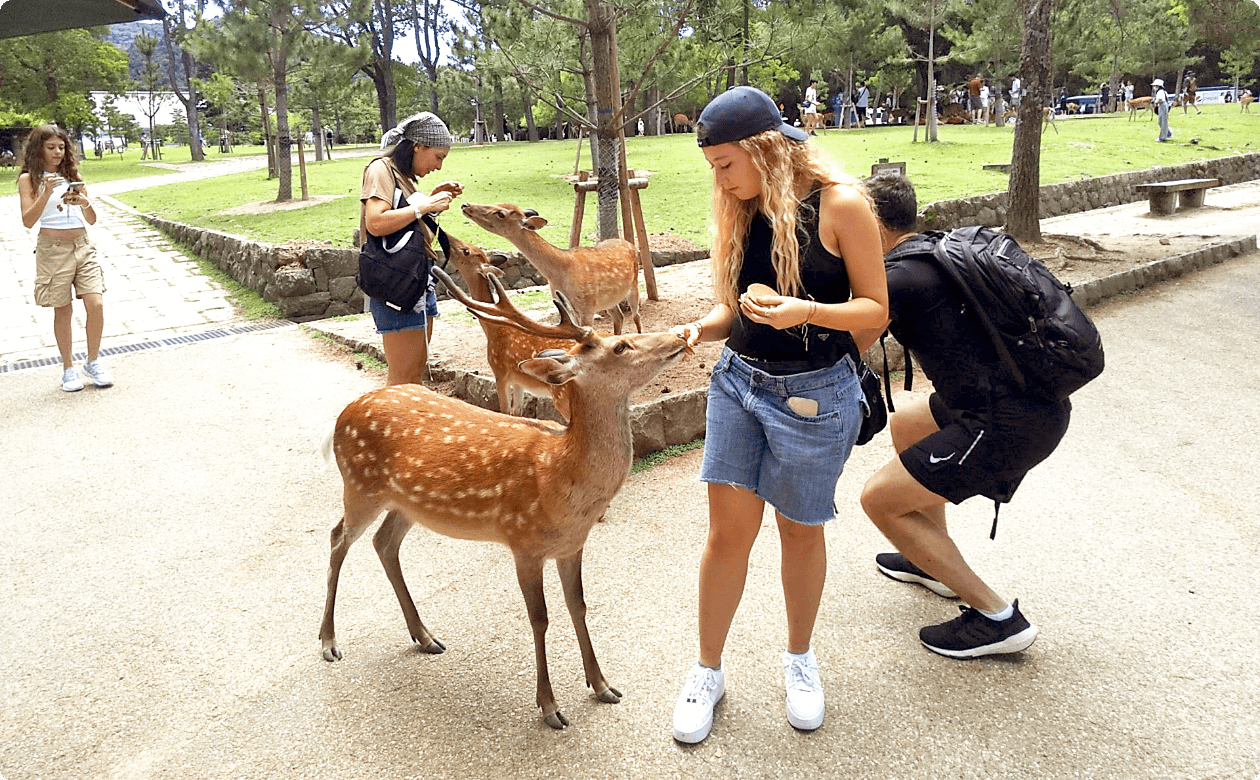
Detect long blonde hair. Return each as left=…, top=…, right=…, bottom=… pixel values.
left=709, top=130, right=855, bottom=309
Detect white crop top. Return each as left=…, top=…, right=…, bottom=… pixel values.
left=36, top=179, right=89, bottom=230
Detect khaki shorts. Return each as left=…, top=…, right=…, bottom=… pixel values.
left=34, top=234, right=105, bottom=308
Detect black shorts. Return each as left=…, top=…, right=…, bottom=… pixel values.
left=901, top=393, right=1071, bottom=505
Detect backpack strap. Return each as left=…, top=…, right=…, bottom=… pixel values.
left=929, top=227, right=1030, bottom=392
left=883, top=234, right=938, bottom=395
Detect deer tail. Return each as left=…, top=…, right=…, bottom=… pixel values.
left=319, top=420, right=337, bottom=469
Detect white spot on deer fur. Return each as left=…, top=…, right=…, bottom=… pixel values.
left=384, top=426, right=393, bottom=437
left=369, top=421, right=379, bottom=432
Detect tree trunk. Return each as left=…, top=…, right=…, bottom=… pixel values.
left=366, top=58, right=397, bottom=132
left=927, top=5, right=939, bottom=143
left=1006, top=0, right=1053, bottom=243
left=585, top=0, right=622, bottom=241
left=259, top=84, right=276, bottom=179
left=274, top=65, right=293, bottom=202
left=523, top=91, right=539, bottom=142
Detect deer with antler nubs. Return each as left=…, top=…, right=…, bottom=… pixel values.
left=461, top=202, right=641, bottom=335
left=318, top=267, right=691, bottom=729
left=436, top=227, right=573, bottom=419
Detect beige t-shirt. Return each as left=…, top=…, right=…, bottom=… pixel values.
left=358, top=157, right=417, bottom=249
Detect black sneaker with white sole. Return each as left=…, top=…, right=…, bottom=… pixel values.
left=919, top=599, right=1039, bottom=659
left=875, top=552, right=958, bottom=599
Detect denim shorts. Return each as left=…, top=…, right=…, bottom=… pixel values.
left=699, top=347, right=864, bottom=525
left=369, top=285, right=440, bottom=334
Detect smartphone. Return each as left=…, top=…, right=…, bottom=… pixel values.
left=67, top=182, right=86, bottom=191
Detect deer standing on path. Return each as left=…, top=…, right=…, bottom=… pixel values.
left=318, top=270, right=691, bottom=729
left=436, top=227, right=572, bottom=419
left=461, top=202, right=642, bottom=335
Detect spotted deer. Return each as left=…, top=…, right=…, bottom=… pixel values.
left=318, top=271, right=691, bottom=729
left=436, top=226, right=572, bottom=419
left=461, top=202, right=641, bottom=335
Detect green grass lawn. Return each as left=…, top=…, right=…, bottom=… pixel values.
left=102, top=104, right=1256, bottom=253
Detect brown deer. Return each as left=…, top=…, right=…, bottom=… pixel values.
left=461, top=202, right=641, bottom=335
left=318, top=269, right=691, bottom=729
left=1240, top=91, right=1255, bottom=113
left=435, top=226, right=572, bottom=419
left=1126, top=96, right=1154, bottom=121
left=673, top=113, right=694, bottom=132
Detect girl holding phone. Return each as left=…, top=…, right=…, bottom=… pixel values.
left=17, top=124, right=112, bottom=391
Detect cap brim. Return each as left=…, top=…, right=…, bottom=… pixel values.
left=778, top=123, right=810, bottom=142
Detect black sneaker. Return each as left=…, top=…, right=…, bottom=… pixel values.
left=875, top=552, right=958, bottom=598
left=919, top=599, right=1039, bottom=659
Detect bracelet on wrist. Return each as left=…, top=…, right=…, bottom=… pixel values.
left=413, top=204, right=424, bottom=219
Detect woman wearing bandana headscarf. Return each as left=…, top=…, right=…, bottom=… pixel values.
left=359, top=112, right=464, bottom=385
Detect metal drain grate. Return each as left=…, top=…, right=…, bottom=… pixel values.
left=0, top=320, right=296, bottom=375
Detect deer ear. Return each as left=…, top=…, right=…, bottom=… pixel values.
left=477, top=265, right=505, bottom=281
left=523, top=215, right=548, bottom=231
left=519, top=354, right=577, bottom=386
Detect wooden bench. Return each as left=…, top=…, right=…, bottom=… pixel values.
left=1134, top=178, right=1220, bottom=216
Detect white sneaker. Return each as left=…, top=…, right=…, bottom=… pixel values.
left=783, top=650, right=824, bottom=731
left=61, top=367, right=84, bottom=392
left=82, top=359, right=114, bottom=388
left=672, top=663, right=725, bottom=744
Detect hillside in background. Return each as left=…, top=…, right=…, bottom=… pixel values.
left=101, top=20, right=186, bottom=87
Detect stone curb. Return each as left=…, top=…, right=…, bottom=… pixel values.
left=307, top=235, right=1257, bottom=457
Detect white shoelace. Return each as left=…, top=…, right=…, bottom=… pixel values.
left=683, top=668, right=720, bottom=704
left=784, top=657, right=820, bottom=692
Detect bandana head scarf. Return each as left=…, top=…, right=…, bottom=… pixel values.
left=380, top=112, right=453, bottom=150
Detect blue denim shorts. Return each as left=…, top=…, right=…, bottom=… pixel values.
left=369, top=285, right=440, bottom=334
left=699, top=347, right=864, bottom=525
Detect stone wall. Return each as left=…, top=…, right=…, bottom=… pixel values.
left=142, top=152, right=1260, bottom=320
left=143, top=214, right=708, bottom=322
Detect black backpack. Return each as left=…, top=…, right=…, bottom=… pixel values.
left=887, top=226, right=1105, bottom=402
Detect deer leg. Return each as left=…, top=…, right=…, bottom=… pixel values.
left=607, top=304, right=625, bottom=335
left=372, top=510, right=446, bottom=654
left=514, top=554, right=565, bottom=729
left=627, top=286, right=642, bottom=334
left=556, top=550, right=621, bottom=705
left=320, top=511, right=373, bottom=662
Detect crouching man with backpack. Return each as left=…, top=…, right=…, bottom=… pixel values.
left=854, top=172, right=1095, bottom=658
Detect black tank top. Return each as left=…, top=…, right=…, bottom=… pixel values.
left=727, top=189, right=854, bottom=370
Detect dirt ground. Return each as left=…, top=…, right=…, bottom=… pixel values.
left=425, top=232, right=1209, bottom=405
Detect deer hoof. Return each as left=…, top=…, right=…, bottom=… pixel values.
left=543, top=711, right=569, bottom=730
left=596, top=686, right=622, bottom=704
left=414, top=637, right=446, bottom=654
left=321, top=644, right=343, bottom=662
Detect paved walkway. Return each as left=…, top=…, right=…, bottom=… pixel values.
left=0, top=148, right=377, bottom=371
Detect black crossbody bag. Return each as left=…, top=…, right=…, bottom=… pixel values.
left=357, top=161, right=438, bottom=312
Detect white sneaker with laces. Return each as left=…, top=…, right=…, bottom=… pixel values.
left=783, top=649, right=824, bottom=731
left=61, top=367, right=84, bottom=392
left=672, top=663, right=725, bottom=744
left=82, top=359, right=114, bottom=388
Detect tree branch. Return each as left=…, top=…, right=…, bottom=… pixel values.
left=510, top=0, right=589, bottom=29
